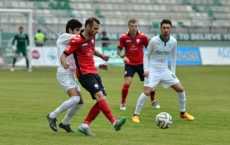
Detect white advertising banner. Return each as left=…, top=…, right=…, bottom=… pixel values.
left=15, top=46, right=104, bottom=67
left=15, top=46, right=59, bottom=66
left=200, top=47, right=230, bottom=65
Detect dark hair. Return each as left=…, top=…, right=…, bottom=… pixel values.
left=19, top=26, right=23, bottom=29
left=85, top=17, right=100, bottom=28
left=160, top=19, right=172, bottom=27
left=128, top=19, right=138, bottom=26
left=66, top=19, right=82, bottom=33
left=102, top=31, right=106, bottom=35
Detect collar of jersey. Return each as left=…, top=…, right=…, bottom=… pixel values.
left=80, top=29, right=86, bottom=39
left=80, top=29, right=92, bottom=40
left=159, top=34, right=170, bottom=46
left=128, top=31, right=139, bottom=37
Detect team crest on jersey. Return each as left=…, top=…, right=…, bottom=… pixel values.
left=86, top=49, right=94, bottom=56
left=168, top=43, right=173, bottom=48
left=91, top=39, right=94, bottom=45
left=94, top=84, right=99, bottom=89
left=136, top=39, right=140, bottom=43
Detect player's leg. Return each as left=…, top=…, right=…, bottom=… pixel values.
left=77, top=74, right=101, bottom=135
left=78, top=102, right=100, bottom=136
left=94, top=91, right=126, bottom=131
left=78, top=74, right=126, bottom=134
left=11, top=49, right=20, bottom=71
left=47, top=73, right=81, bottom=132
left=59, top=89, right=83, bottom=133
left=133, top=70, right=160, bottom=123
left=132, top=86, right=152, bottom=123
left=171, top=82, right=194, bottom=121
left=120, top=64, right=135, bottom=110
left=161, top=70, right=194, bottom=121
left=136, top=64, right=160, bottom=109
left=21, top=48, right=30, bottom=72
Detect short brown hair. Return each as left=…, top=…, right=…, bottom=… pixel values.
left=128, top=19, right=137, bottom=26
left=85, top=17, right=100, bottom=28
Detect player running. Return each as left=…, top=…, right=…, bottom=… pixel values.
left=47, top=19, right=108, bottom=133
left=61, top=17, right=126, bottom=136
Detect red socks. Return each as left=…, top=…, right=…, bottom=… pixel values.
left=83, top=100, right=116, bottom=125
left=150, top=90, right=155, bottom=102
left=98, top=100, right=116, bottom=124
left=121, top=84, right=130, bottom=104
left=83, top=102, right=101, bottom=125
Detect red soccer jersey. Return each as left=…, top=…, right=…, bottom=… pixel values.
left=63, top=31, right=97, bottom=78
left=118, top=31, right=149, bottom=65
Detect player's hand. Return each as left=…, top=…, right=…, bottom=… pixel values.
left=99, top=64, right=108, bottom=71
left=62, top=62, right=70, bottom=69
left=123, top=56, right=129, bottom=63
left=12, top=46, right=16, bottom=51
left=143, top=71, right=149, bottom=77
left=26, top=46, right=31, bottom=51
left=102, top=55, right=109, bottom=61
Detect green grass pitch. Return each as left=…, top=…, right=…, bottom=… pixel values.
left=0, top=66, right=229, bottom=145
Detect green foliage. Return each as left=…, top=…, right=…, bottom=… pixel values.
left=0, top=66, right=230, bottom=145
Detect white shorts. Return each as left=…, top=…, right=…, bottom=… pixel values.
left=144, top=68, right=179, bottom=90
left=57, top=73, right=81, bottom=93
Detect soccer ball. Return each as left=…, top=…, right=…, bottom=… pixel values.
left=156, top=112, right=172, bottom=129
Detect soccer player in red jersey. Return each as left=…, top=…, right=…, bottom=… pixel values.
left=60, top=17, right=126, bottom=136
left=117, top=19, right=160, bottom=110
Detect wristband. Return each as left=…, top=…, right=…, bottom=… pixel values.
left=121, top=55, right=125, bottom=58
left=99, top=54, right=105, bottom=59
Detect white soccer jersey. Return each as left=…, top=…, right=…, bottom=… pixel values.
left=56, top=33, right=76, bottom=74
left=144, top=34, right=177, bottom=74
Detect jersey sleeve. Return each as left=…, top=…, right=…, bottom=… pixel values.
left=58, top=34, right=75, bottom=45
left=117, top=35, right=124, bottom=50
left=26, top=34, right=29, bottom=45
left=171, top=40, right=177, bottom=74
left=143, top=35, right=149, bottom=48
left=144, top=38, right=154, bottom=72
left=63, top=38, right=79, bottom=56
left=12, top=35, right=17, bottom=45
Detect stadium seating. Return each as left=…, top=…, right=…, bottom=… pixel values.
left=0, top=0, right=229, bottom=34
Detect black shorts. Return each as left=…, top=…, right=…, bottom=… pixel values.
left=78, top=74, right=107, bottom=99
left=124, top=64, right=144, bottom=81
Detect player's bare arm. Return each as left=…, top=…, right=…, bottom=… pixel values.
left=117, top=49, right=129, bottom=63
left=94, top=49, right=109, bottom=61
left=60, top=53, right=70, bottom=69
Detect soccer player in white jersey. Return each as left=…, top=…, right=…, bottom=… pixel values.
left=132, top=19, right=194, bottom=123
left=47, top=19, right=108, bottom=132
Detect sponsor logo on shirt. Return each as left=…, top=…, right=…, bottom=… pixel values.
left=156, top=50, right=170, bottom=55
left=82, top=43, right=88, bottom=46
left=126, top=40, right=131, bottom=42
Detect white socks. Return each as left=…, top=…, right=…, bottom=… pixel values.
left=134, top=93, right=149, bottom=115
left=61, top=104, right=83, bottom=125
left=178, top=91, right=186, bottom=112
left=50, top=96, right=80, bottom=118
